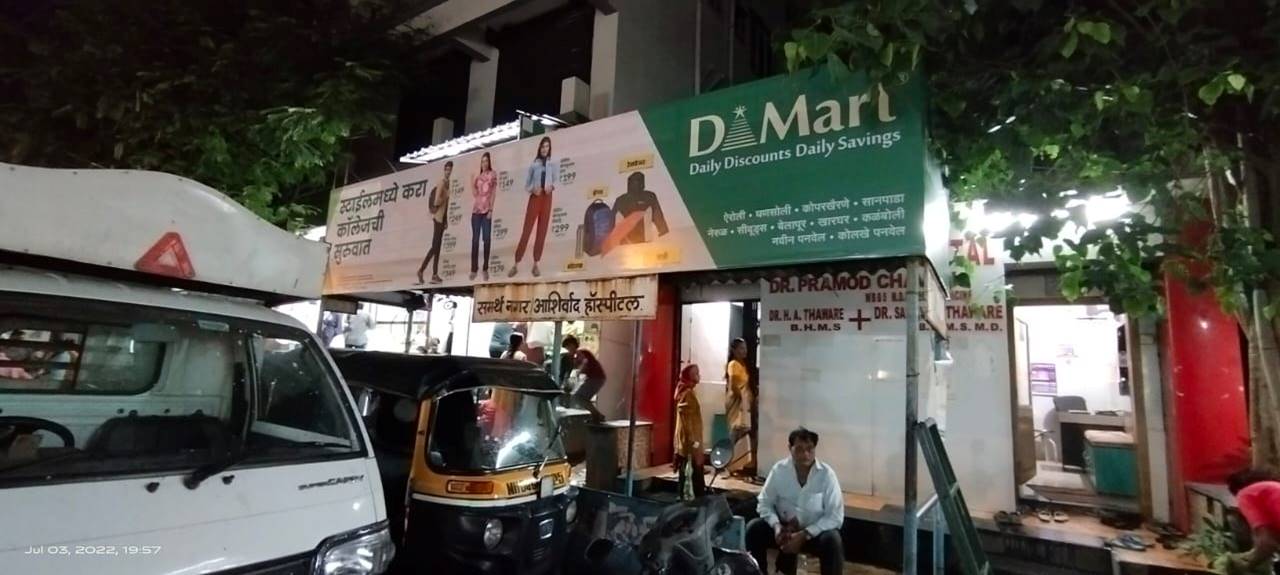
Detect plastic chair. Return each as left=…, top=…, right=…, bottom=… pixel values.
left=1053, top=396, right=1088, bottom=412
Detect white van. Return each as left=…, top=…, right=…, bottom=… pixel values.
left=0, top=164, right=393, bottom=574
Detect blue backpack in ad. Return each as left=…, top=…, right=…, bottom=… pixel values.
left=582, top=200, right=614, bottom=256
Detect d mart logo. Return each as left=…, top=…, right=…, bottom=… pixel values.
left=688, top=85, right=899, bottom=158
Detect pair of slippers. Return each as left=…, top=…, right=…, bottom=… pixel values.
left=1036, top=509, right=1070, bottom=523
left=1104, top=532, right=1153, bottom=552
left=1148, top=523, right=1186, bottom=550
left=994, top=511, right=1023, bottom=527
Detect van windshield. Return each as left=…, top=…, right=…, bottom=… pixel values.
left=428, top=387, right=565, bottom=473
left=0, top=293, right=361, bottom=485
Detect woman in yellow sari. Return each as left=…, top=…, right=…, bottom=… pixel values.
left=725, top=338, right=754, bottom=476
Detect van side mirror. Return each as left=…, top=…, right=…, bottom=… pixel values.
left=709, top=439, right=734, bottom=471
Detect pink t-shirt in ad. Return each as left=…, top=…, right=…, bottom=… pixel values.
left=473, top=171, right=497, bottom=214
left=1238, top=481, right=1280, bottom=530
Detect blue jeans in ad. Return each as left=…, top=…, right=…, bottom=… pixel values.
left=471, top=212, right=492, bottom=274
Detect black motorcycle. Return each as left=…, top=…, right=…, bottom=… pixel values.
left=583, top=441, right=762, bottom=575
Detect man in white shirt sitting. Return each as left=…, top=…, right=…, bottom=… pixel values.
left=746, top=427, right=844, bottom=575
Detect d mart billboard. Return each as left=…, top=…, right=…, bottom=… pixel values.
left=323, top=69, right=946, bottom=295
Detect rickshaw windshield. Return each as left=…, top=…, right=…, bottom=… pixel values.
left=427, top=386, right=565, bottom=473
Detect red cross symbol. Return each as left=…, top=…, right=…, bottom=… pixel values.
left=849, top=309, right=872, bottom=331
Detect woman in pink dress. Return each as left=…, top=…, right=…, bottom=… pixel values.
left=471, top=152, right=497, bottom=281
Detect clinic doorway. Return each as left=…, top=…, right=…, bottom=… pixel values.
left=678, top=300, right=760, bottom=478
left=1010, top=302, right=1145, bottom=514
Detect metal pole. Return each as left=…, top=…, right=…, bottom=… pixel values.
left=423, top=296, right=434, bottom=354
left=403, top=308, right=414, bottom=354
left=903, top=259, right=921, bottom=575
left=624, top=321, right=642, bottom=496
left=551, top=320, right=563, bottom=383
left=933, top=506, right=946, bottom=575
left=314, top=300, right=326, bottom=335
left=914, top=494, right=939, bottom=520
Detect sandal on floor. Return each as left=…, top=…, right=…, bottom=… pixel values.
left=1105, top=537, right=1147, bottom=551
left=994, top=511, right=1022, bottom=527
left=1118, top=533, right=1152, bottom=548
left=1149, top=523, right=1185, bottom=538
left=1053, top=511, right=1070, bottom=523
left=1037, top=510, right=1053, bottom=523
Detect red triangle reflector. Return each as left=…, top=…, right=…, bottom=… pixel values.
left=135, top=232, right=196, bottom=280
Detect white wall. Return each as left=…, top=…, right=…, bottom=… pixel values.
left=1137, top=318, right=1171, bottom=522
left=757, top=276, right=944, bottom=505
left=943, top=237, right=1017, bottom=513
left=1015, top=305, right=1128, bottom=429
left=593, top=320, right=640, bottom=420
left=750, top=234, right=1018, bottom=514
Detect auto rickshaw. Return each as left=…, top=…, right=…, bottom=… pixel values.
left=331, top=351, right=577, bottom=575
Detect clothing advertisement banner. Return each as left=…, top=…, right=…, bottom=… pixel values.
left=472, top=276, right=657, bottom=322
left=323, top=69, right=931, bottom=295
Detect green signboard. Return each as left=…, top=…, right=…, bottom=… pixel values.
left=324, top=69, right=944, bottom=294
left=642, top=70, right=928, bottom=268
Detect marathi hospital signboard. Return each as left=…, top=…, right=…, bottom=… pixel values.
left=472, top=276, right=657, bottom=323
left=323, top=69, right=945, bottom=294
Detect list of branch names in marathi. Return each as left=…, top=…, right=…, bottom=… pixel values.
left=705, top=193, right=909, bottom=248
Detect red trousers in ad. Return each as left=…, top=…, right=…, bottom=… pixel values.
left=515, top=192, right=552, bottom=263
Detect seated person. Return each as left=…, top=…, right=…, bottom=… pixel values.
left=746, top=427, right=844, bottom=575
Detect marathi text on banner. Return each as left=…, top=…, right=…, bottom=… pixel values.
left=472, top=276, right=658, bottom=322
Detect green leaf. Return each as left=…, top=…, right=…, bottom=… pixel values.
left=113, top=142, right=124, bottom=160
left=1060, top=32, right=1079, bottom=58
left=963, top=0, right=977, bottom=14
left=1227, top=73, right=1246, bottom=92
left=866, top=22, right=882, bottom=38
left=826, top=52, right=850, bottom=80
left=880, top=42, right=895, bottom=66
left=1094, top=90, right=1107, bottom=110
left=1122, top=85, right=1140, bottom=102
left=1265, top=299, right=1280, bottom=321
left=801, top=33, right=833, bottom=61
left=1198, top=80, right=1225, bottom=106
left=1061, top=272, right=1083, bottom=300
left=1083, top=22, right=1111, bottom=44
